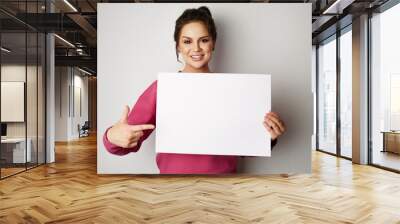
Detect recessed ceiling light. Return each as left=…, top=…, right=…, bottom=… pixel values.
left=54, top=34, right=75, bottom=48
left=63, top=0, right=78, bottom=12
left=1, top=47, right=11, bottom=53
left=322, top=0, right=355, bottom=15
left=78, top=67, right=92, bottom=76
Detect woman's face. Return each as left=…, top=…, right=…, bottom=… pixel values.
left=177, top=21, right=214, bottom=71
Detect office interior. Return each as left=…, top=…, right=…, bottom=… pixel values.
left=0, top=0, right=399, bottom=223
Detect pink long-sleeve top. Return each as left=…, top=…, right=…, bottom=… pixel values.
left=103, top=80, right=277, bottom=174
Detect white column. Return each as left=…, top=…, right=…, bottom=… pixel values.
left=352, top=14, right=369, bottom=164
left=46, top=1, right=55, bottom=163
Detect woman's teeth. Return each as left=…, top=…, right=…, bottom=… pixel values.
left=191, top=55, right=203, bottom=61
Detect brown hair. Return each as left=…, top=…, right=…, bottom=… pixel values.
left=174, top=6, right=217, bottom=62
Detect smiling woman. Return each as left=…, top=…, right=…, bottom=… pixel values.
left=102, top=6, right=286, bottom=174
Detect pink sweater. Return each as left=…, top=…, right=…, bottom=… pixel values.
left=103, top=80, right=277, bottom=174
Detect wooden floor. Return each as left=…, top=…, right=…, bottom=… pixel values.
left=1, top=135, right=400, bottom=223
left=1, top=163, right=45, bottom=178
left=373, top=151, right=400, bottom=171
left=1, top=167, right=26, bottom=178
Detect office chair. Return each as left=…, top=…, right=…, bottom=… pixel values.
left=79, top=121, right=90, bottom=138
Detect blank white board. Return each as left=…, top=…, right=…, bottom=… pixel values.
left=156, top=73, right=271, bottom=157
left=1, top=82, right=25, bottom=122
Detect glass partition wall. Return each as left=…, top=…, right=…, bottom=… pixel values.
left=339, top=27, right=352, bottom=159
left=0, top=1, right=46, bottom=179
left=317, top=35, right=337, bottom=155
left=370, top=3, right=400, bottom=172
left=316, top=0, right=400, bottom=172
left=316, top=26, right=353, bottom=159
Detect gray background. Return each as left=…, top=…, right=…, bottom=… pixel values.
left=97, top=3, right=312, bottom=174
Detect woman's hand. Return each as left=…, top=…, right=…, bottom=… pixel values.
left=263, top=112, right=285, bottom=140
left=107, top=105, right=155, bottom=148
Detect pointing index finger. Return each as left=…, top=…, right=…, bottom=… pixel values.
left=130, top=124, right=155, bottom=132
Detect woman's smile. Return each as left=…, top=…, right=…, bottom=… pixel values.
left=190, top=54, right=204, bottom=61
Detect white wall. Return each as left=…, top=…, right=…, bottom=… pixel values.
left=72, top=72, right=89, bottom=138
left=1, top=66, right=26, bottom=136
left=98, top=3, right=312, bottom=174
left=1, top=65, right=40, bottom=137
left=1, top=64, right=46, bottom=164
left=55, top=67, right=89, bottom=141
left=312, top=45, right=317, bottom=150
left=55, top=67, right=68, bottom=141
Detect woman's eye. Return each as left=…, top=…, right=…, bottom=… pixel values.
left=183, top=40, right=191, bottom=44
left=202, top=39, right=209, bottom=43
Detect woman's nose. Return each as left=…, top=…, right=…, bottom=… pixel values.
left=193, top=42, right=201, bottom=51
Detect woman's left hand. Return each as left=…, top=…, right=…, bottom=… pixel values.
left=263, top=112, right=286, bottom=140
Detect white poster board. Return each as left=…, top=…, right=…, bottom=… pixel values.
left=1, top=82, right=25, bottom=122
left=156, top=73, right=271, bottom=157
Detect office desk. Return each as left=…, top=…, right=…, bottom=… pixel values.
left=381, top=131, right=400, bottom=154
left=1, top=138, right=32, bottom=163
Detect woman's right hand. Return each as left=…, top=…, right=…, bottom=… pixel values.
left=107, top=105, right=155, bottom=148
